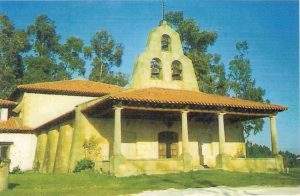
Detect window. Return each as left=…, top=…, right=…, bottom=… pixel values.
left=0, top=142, right=12, bottom=161
left=158, top=131, right=178, bottom=159
left=150, top=58, right=162, bottom=79
left=171, top=60, right=182, bottom=80
left=161, top=34, right=171, bottom=52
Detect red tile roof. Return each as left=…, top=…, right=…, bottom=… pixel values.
left=0, top=118, right=32, bottom=133
left=17, top=80, right=123, bottom=97
left=101, top=87, right=286, bottom=112
left=0, top=99, right=16, bottom=107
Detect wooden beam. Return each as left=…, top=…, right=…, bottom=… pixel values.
left=122, top=105, right=271, bottom=117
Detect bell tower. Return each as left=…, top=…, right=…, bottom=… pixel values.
left=129, top=21, right=199, bottom=91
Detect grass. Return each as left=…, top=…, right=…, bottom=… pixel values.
left=2, top=168, right=300, bottom=196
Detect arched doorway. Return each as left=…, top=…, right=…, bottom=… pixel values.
left=158, top=131, right=178, bottom=159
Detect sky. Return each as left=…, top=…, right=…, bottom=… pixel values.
left=1, top=1, right=299, bottom=154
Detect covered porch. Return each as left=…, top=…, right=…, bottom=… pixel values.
left=81, top=93, right=285, bottom=176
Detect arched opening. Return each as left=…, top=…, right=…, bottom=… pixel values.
left=161, top=34, right=171, bottom=52
left=171, top=60, right=182, bottom=80
left=158, top=131, right=178, bottom=159
left=150, top=58, right=162, bottom=79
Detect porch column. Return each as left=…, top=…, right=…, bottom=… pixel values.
left=110, top=106, right=125, bottom=176
left=181, top=110, right=189, bottom=155
left=113, top=107, right=122, bottom=156
left=218, top=112, right=226, bottom=155
left=269, top=115, right=278, bottom=155
left=181, top=110, right=192, bottom=171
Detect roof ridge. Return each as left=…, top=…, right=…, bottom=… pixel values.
left=18, top=79, right=122, bottom=88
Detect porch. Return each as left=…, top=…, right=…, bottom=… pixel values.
left=82, top=102, right=283, bottom=176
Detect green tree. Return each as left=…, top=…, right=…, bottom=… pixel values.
left=87, top=30, right=128, bottom=86
left=23, top=15, right=85, bottom=83
left=0, top=15, right=29, bottom=98
left=228, top=41, right=267, bottom=135
left=165, top=11, right=227, bottom=95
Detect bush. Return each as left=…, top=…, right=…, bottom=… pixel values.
left=246, top=141, right=272, bottom=158
left=10, top=166, right=22, bottom=174
left=73, top=159, right=95, bottom=173
left=279, top=151, right=297, bottom=168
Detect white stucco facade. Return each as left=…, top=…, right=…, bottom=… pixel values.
left=0, top=133, right=37, bottom=171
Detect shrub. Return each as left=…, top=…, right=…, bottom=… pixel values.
left=246, top=141, right=272, bottom=158
left=279, top=151, right=297, bottom=168
left=10, top=166, right=23, bottom=174
left=73, top=159, right=95, bottom=173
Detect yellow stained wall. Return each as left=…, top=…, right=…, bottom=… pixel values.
left=42, top=128, right=59, bottom=173
left=54, top=122, right=73, bottom=173
left=130, top=22, right=199, bottom=91
left=33, top=131, right=48, bottom=171
left=72, top=116, right=245, bottom=169
left=19, top=92, right=95, bottom=128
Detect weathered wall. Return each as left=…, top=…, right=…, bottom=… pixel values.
left=74, top=116, right=245, bottom=170
left=0, top=133, right=37, bottom=171
left=35, top=121, right=74, bottom=173
left=130, top=22, right=199, bottom=91
left=217, top=155, right=284, bottom=173
left=19, top=93, right=95, bottom=128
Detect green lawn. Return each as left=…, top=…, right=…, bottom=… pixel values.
left=2, top=168, right=300, bottom=196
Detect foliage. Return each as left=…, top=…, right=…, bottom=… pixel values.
left=279, top=150, right=298, bottom=168
left=23, top=15, right=86, bottom=84
left=86, top=30, right=128, bottom=86
left=5, top=169, right=300, bottom=195
left=246, top=141, right=272, bottom=158
left=0, top=158, right=10, bottom=167
left=83, top=136, right=102, bottom=161
left=228, top=41, right=267, bottom=136
left=165, top=11, right=227, bottom=95
left=0, top=14, right=128, bottom=99
left=10, top=166, right=22, bottom=174
left=0, top=15, right=29, bottom=98
left=73, top=159, right=95, bottom=173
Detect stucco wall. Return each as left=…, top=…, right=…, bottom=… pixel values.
left=130, top=22, right=199, bottom=91
left=19, top=93, right=95, bottom=128
left=79, top=116, right=245, bottom=169
left=0, top=133, right=37, bottom=171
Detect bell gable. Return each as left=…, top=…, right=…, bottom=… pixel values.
left=130, top=21, right=199, bottom=91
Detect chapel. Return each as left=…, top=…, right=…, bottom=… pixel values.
left=0, top=21, right=287, bottom=176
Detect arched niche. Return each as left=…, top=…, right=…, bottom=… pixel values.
left=171, top=60, right=182, bottom=80
left=150, top=58, right=162, bottom=79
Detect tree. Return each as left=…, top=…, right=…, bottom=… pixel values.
left=228, top=41, right=267, bottom=135
left=165, top=11, right=227, bottom=95
left=23, top=15, right=85, bottom=83
left=87, top=30, right=128, bottom=86
left=0, top=15, right=29, bottom=98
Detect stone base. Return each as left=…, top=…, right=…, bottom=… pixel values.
left=0, top=162, right=10, bottom=192
left=180, top=153, right=193, bottom=172
left=216, top=154, right=231, bottom=169
left=274, top=154, right=284, bottom=172
left=110, top=154, right=126, bottom=176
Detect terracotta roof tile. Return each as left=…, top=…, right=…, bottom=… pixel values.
left=0, top=99, right=16, bottom=107
left=0, top=118, right=32, bottom=133
left=17, top=80, right=123, bottom=97
left=106, top=87, right=287, bottom=112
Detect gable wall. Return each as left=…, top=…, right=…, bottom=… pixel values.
left=19, top=93, right=95, bottom=128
